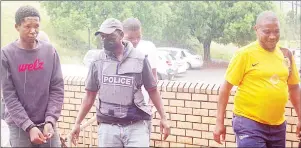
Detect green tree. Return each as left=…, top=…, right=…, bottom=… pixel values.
left=41, top=1, right=172, bottom=49
left=164, top=1, right=275, bottom=65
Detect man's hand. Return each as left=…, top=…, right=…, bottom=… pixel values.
left=296, top=120, right=301, bottom=140
left=70, top=123, right=81, bottom=145
left=43, top=123, right=54, bottom=140
left=213, top=123, right=226, bottom=145
left=29, top=127, right=47, bottom=144
left=160, top=119, right=170, bottom=140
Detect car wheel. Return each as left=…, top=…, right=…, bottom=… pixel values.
left=186, top=62, right=192, bottom=69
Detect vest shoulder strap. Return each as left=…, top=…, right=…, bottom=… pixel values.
left=280, top=47, right=293, bottom=78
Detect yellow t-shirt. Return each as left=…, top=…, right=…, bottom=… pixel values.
left=225, top=41, right=300, bottom=125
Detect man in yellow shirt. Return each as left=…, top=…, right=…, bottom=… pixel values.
left=213, top=11, right=301, bottom=147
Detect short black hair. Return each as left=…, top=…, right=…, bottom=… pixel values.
left=123, top=17, right=141, bottom=32
left=15, top=5, right=40, bottom=25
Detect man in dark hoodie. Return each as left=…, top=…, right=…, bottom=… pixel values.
left=1, top=5, right=64, bottom=147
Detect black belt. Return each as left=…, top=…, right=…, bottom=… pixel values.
left=98, top=120, right=140, bottom=126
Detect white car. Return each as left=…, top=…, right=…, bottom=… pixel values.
left=157, top=47, right=203, bottom=69
left=157, top=50, right=177, bottom=80
left=83, top=49, right=102, bottom=68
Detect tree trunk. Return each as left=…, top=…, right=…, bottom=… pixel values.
left=203, top=38, right=212, bottom=67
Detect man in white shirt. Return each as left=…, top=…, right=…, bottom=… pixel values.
left=123, top=18, right=158, bottom=105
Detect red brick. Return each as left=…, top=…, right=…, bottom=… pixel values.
left=170, top=100, right=185, bottom=107
left=286, top=101, right=293, bottom=108
left=226, top=103, right=234, bottom=111
left=209, top=124, right=215, bottom=132
left=170, top=114, right=186, bottom=121
left=189, top=83, right=198, bottom=93
left=193, top=123, right=208, bottom=131
left=63, top=98, right=70, bottom=104
left=287, top=125, right=292, bottom=132
left=287, top=116, right=298, bottom=124
left=177, top=82, right=187, bottom=92
left=209, top=140, right=226, bottom=147
left=170, top=142, right=185, bottom=147
left=193, top=108, right=209, bottom=116
left=151, top=133, right=162, bottom=140
left=226, top=111, right=233, bottom=119
left=61, top=110, right=69, bottom=116
left=201, top=102, right=217, bottom=109
left=185, top=144, right=200, bottom=147
left=286, top=132, right=298, bottom=141
left=166, top=106, right=177, bottom=113
left=193, top=138, right=208, bottom=146
left=224, top=119, right=232, bottom=126
left=154, top=141, right=170, bottom=147
left=201, top=131, right=213, bottom=139
left=192, top=94, right=208, bottom=101
left=228, top=96, right=234, bottom=103
left=161, top=92, right=176, bottom=99
left=226, top=142, right=236, bottom=147
left=285, top=108, right=292, bottom=116
left=208, top=95, right=219, bottom=102
left=176, top=93, right=192, bottom=100
left=212, top=84, right=221, bottom=95
left=194, top=83, right=203, bottom=93
left=209, top=110, right=217, bottom=117
left=75, top=92, right=86, bottom=99
left=186, top=115, right=201, bottom=122
left=226, top=126, right=234, bottom=135
left=165, top=135, right=177, bottom=142
left=172, top=81, right=181, bottom=92
left=183, top=82, right=192, bottom=92
left=167, top=81, right=175, bottom=92
left=201, top=83, right=209, bottom=94
left=185, top=101, right=201, bottom=108
left=162, top=99, right=169, bottom=106
left=202, top=116, right=216, bottom=124
left=177, top=121, right=192, bottom=129
left=177, top=136, right=193, bottom=144
left=186, top=129, right=202, bottom=138
left=63, top=104, right=75, bottom=110
left=177, top=107, right=192, bottom=115
left=293, top=142, right=300, bottom=147
left=64, top=117, right=76, bottom=123
left=225, top=134, right=235, bottom=142
left=206, top=84, right=215, bottom=94
left=170, top=128, right=186, bottom=136
left=292, top=110, right=298, bottom=117
left=65, top=92, right=75, bottom=98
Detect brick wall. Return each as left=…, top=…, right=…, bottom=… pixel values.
left=58, top=76, right=300, bottom=147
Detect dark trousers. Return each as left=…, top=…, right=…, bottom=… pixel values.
left=232, top=114, right=286, bottom=148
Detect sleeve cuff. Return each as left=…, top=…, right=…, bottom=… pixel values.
left=45, top=116, right=57, bottom=127
left=21, top=119, right=34, bottom=132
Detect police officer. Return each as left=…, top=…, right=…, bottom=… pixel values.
left=70, top=18, right=170, bottom=147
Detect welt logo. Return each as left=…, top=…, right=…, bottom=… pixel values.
left=18, top=59, right=44, bottom=72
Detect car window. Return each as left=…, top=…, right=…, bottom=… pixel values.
left=184, top=51, right=193, bottom=57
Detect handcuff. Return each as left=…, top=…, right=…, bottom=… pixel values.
left=26, top=121, right=53, bottom=132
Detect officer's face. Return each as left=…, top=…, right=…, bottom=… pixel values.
left=100, top=30, right=124, bottom=51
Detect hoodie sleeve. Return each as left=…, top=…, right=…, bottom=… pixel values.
left=1, top=50, right=34, bottom=131
left=45, top=49, right=64, bottom=127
